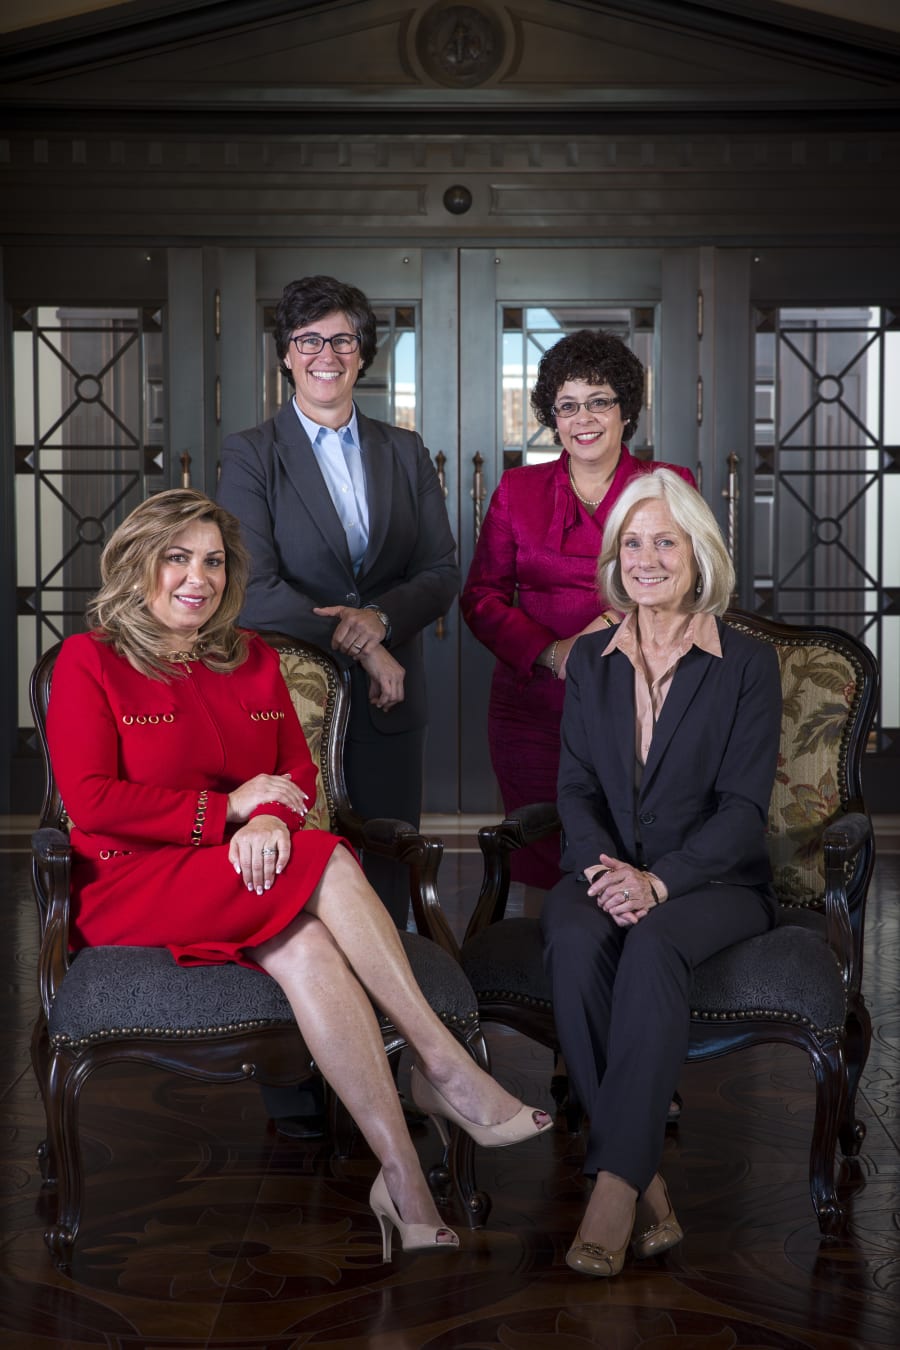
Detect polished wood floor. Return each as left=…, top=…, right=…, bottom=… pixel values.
left=1, top=817, right=898, bottom=1349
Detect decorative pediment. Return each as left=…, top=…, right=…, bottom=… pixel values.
left=1, top=0, right=898, bottom=118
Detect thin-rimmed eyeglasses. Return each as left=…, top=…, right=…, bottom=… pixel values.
left=552, top=395, right=620, bottom=418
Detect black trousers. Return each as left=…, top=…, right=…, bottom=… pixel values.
left=540, top=875, right=776, bottom=1194
left=343, top=722, right=425, bottom=931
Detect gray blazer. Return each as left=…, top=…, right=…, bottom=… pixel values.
left=218, top=402, right=459, bottom=737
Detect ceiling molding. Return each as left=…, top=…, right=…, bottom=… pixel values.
left=0, top=0, right=898, bottom=116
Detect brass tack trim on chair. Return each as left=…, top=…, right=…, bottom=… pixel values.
left=689, top=1008, right=844, bottom=1036
left=379, top=1010, right=478, bottom=1030
left=53, top=1010, right=481, bottom=1050
left=51, top=1018, right=290, bottom=1048
left=477, top=990, right=553, bottom=1011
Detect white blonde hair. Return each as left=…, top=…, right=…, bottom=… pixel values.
left=597, top=468, right=735, bottom=615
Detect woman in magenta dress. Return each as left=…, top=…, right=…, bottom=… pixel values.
left=461, top=330, right=696, bottom=890
left=47, top=488, right=551, bottom=1261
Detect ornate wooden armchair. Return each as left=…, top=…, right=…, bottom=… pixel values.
left=30, top=633, right=488, bottom=1267
left=410, top=612, right=878, bottom=1236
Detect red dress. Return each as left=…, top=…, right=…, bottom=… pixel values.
left=461, top=449, right=696, bottom=888
left=46, top=631, right=345, bottom=967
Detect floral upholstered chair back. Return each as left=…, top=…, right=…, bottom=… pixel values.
left=263, top=638, right=349, bottom=834
left=727, top=617, right=870, bottom=909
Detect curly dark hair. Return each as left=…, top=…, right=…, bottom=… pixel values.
left=274, top=275, right=378, bottom=383
left=530, top=329, right=645, bottom=445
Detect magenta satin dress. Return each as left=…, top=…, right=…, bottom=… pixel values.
left=461, top=449, right=696, bottom=887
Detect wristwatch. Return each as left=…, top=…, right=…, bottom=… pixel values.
left=364, top=604, right=392, bottom=645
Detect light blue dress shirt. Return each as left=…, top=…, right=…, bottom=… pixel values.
left=293, top=400, right=370, bottom=574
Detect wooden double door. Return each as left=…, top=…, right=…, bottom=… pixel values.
left=212, top=245, right=680, bottom=814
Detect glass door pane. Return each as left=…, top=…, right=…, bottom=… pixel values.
left=753, top=303, right=897, bottom=756
left=13, top=303, right=164, bottom=724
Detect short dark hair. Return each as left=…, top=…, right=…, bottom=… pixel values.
left=274, top=275, right=378, bottom=382
left=530, top=329, right=645, bottom=444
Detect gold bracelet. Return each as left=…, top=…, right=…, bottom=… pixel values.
left=549, top=640, right=560, bottom=678
left=646, top=875, right=661, bottom=906
left=601, top=614, right=616, bottom=628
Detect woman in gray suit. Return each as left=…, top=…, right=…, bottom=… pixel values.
left=218, top=276, right=458, bottom=927
left=219, top=275, right=459, bottom=1138
left=541, top=469, right=781, bottom=1277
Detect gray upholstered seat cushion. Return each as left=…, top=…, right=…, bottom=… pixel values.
left=462, top=918, right=553, bottom=1008
left=48, top=931, right=477, bottom=1047
left=460, top=911, right=845, bottom=1035
left=689, top=923, right=845, bottom=1031
left=402, top=931, right=479, bottom=1027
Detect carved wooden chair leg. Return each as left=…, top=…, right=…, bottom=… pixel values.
left=449, top=1129, right=491, bottom=1229
left=839, top=1002, right=872, bottom=1157
left=44, top=1050, right=86, bottom=1267
left=809, top=1035, right=848, bottom=1238
left=30, top=1015, right=56, bottom=1186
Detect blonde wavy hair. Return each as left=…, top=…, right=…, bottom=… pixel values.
left=598, top=468, right=735, bottom=616
left=86, top=489, right=251, bottom=680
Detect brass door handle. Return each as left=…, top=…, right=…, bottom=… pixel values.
left=434, top=452, right=449, bottom=639
left=435, top=450, right=448, bottom=498
left=471, top=452, right=486, bottom=543
left=721, top=452, right=739, bottom=582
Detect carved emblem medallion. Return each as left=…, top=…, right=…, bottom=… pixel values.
left=415, top=3, right=506, bottom=88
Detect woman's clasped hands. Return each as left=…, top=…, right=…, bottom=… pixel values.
left=226, top=772, right=308, bottom=894
left=313, top=603, right=406, bottom=711
left=585, top=853, right=662, bottom=927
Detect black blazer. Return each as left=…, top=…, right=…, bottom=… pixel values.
left=218, top=402, right=459, bottom=736
left=558, top=619, right=781, bottom=898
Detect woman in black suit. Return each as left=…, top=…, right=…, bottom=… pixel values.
left=541, top=468, right=781, bottom=1277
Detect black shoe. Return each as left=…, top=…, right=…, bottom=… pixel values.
left=550, top=1071, right=569, bottom=1108
left=273, top=1113, right=326, bottom=1141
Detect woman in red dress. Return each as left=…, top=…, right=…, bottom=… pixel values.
left=47, top=488, right=551, bottom=1261
left=461, top=330, right=696, bottom=890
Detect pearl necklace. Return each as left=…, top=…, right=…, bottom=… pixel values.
left=568, top=459, right=612, bottom=509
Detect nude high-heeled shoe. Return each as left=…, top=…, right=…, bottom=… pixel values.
left=565, top=1227, right=631, bottom=1278
left=409, top=1064, right=553, bottom=1149
left=369, top=1169, right=459, bottom=1263
left=631, top=1175, right=684, bottom=1259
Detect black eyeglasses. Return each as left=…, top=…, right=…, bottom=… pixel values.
left=552, top=395, right=620, bottom=419
left=288, top=332, right=361, bottom=355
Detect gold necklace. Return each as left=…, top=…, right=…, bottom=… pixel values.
left=165, top=645, right=203, bottom=664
